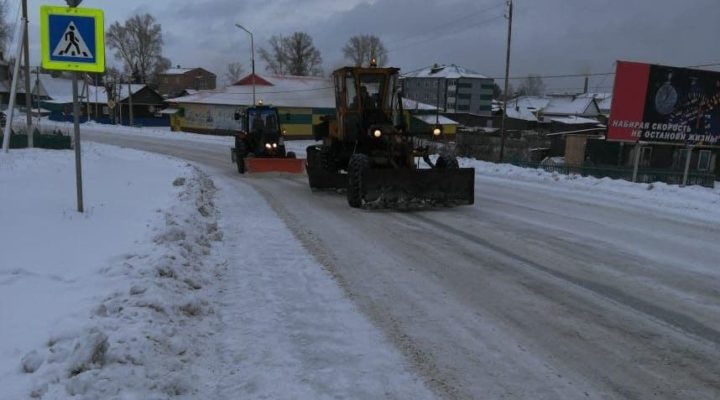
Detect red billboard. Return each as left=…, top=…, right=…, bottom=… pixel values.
left=608, top=61, right=720, bottom=145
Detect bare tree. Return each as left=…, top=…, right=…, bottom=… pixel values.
left=0, top=0, right=9, bottom=55
left=106, top=14, right=170, bottom=85
left=517, top=75, right=545, bottom=96
left=342, top=35, right=388, bottom=67
left=224, top=62, right=245, bottom=84
left=259, top=32, right=323, bottom=76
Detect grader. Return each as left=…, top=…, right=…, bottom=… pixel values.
left=307, top=65, right=475, bottom=208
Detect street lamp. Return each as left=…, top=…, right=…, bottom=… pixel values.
left=235, top=23, right=255, bottom=106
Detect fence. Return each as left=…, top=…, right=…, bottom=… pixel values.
left=512, top=161, right=716, bottom=188
left=0, top=133, right=71, bottom=149
left=48, top=113, right=170, bottom=127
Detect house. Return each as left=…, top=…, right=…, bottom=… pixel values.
left=401, top=64, right=495, bottom=115
left=157, top=67, right=216, bottom=98
left=167, top=73, right=335, bottom=137
left=31, top=74, right=167, bottom=126
left=402, top=98, right=459, bottom=135
left=504, top=94, right=604, bottom=132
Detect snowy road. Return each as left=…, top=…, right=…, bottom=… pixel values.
left=82, top=129, right=720, bottom=399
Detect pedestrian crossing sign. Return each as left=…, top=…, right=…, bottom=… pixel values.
left=40, top=6, right=105, bottom=73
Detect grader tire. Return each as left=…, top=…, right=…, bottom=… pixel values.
left=235, top=140, right=247, bottom=174
left=347, top=154, right=370, bottom=208
left=436, top=155, right=459, bottom=169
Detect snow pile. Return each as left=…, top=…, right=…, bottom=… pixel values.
left=20, top=169, right=222, bottom=399
left=19, top=118, right=234, bottom=146
left=0, top=145, right=224, bottom=398
left=463, top=158, right=720, bottom=222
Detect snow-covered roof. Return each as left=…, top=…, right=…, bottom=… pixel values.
left=169, top=74, right=334, bottom=108
left=547, top=116, right=603, bottom=125
left=402, top=64, right=489, bottom=79
left=543, top=95, right=597, bottom=116
left=505, top=96, right=551, bottom=121
left=505, top=94, right=602, bottom=121
left=32, top=74, right=148, bottom=104
left=161, top=68, right=195, bottom=75
left=413, top=114, right=459, bottom=125
left=402, top=98, right=437, bottom=111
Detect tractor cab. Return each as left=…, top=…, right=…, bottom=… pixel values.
left=332, top=66, right=400, bottom=144
left=231, top=104, right=301, bottom=174
left=236, top=105, right=286, bottom=157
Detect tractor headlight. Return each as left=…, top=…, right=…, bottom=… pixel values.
left=373, top=129, right=382, bottom=138
left=265, top=143, right=272, bottom=150
left=272, top=143, right=278, bottom=148
left=433, top=127, right=442, bottom=136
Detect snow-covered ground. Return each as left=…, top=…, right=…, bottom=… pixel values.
left=0, top=143, right=433, bottom=399
left=459, top=158, right=720, bottom=224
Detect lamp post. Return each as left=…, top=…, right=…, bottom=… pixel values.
left=235, top=23, right=255, bottom=106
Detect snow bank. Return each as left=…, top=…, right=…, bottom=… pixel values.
left=462, top=158, right=720, bottom=223
left=0, top=144, right=224, bottom=398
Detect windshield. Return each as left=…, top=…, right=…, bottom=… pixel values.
left=247, top=109, right=279, bottom=132
left=358, top=74, right=386, bottom=109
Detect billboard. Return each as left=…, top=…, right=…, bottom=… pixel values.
left=608, top=61, right=720, bottom=145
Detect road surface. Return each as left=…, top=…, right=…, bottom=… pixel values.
left=84, top=130, right=720, bottom=399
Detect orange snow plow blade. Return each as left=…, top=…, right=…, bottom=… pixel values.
left=244, top=158, right=306, bottom=173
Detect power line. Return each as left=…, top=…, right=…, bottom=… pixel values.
left=385, top=3, right=505, bottom=49
left=486, top=62, right=720, bottom=81
left=389, top=13, right=506, bottom=55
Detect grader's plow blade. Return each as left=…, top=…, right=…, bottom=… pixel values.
left=307, top=169, right=347, bottom=189
left=245, top=158, right=305, bottom=173
left=361, top=168, right=475, bottom=208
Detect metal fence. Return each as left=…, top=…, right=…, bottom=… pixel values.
left=511, top=161, right=716, bottom=188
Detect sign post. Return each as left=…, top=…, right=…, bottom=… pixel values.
left=40, top=4, right=104, bottom=212
left=681, top=145, right=694, bottom=187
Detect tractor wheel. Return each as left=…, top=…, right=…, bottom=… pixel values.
left=347, top=154, right=369, bottom=208
left=320, top=146, right=336, bottom=172
left=286, top=151, right=297, bottom=159
left=235, top=140, right=248, bottom=174
left=306, top=145, right=320, bottom=170
left=436, top=155, right=459, bottom=169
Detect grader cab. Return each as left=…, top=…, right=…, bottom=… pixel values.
left=307, top=66, right=475, bottom=208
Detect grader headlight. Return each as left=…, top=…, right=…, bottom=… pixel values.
left=373, top=129, right=382, bottom=138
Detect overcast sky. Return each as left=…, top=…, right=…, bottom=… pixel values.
left=18, top=0, right=720, bottom=91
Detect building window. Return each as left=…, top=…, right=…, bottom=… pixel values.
left=697, top=150, right=711, bottom=171
left=481, top=83, right=494, bottom=90
left=480, top=94, right=493, bottom=100
left=458, top=93, right=472, bottom=100
left=102, top=106, right=109, bottom=115
left=457, top=82, right=472, bottom=89
left=457, top=105, right=470, bottom=111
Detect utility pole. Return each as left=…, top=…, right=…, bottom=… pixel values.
left=22, top=0, right=32, bottom=147
left=498, top=0, right=513, bottom=163
left=127, top=75, right=134, bottom=126
left=236, top=23, right=256, bottom=105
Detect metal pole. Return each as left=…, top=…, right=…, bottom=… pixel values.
left=2, top=22, right=26, bottom=152
left=94, top=75, right=98, bottom=119
left=118, top=82, right=123, bottom=125
left=236, top=24, right=255, bottom=105
left=35, top=66, right=40, bottom=128
left=631, top=141, right=642, bottom=182
left=127, top=77, right=133, bottom=126
left=85, top=75, right=91, bottom=121
left=22, top=0, right=32, bottom=147
left=681, top=145, right=693, bottom=187
left=498, top=0, right=513, bottom=163
left=72, top=73, right=84, bottom=213
left=250, top=32, right=255, bottom=105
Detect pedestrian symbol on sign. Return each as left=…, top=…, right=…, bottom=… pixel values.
left=52, top=21, right=92, bottom=59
